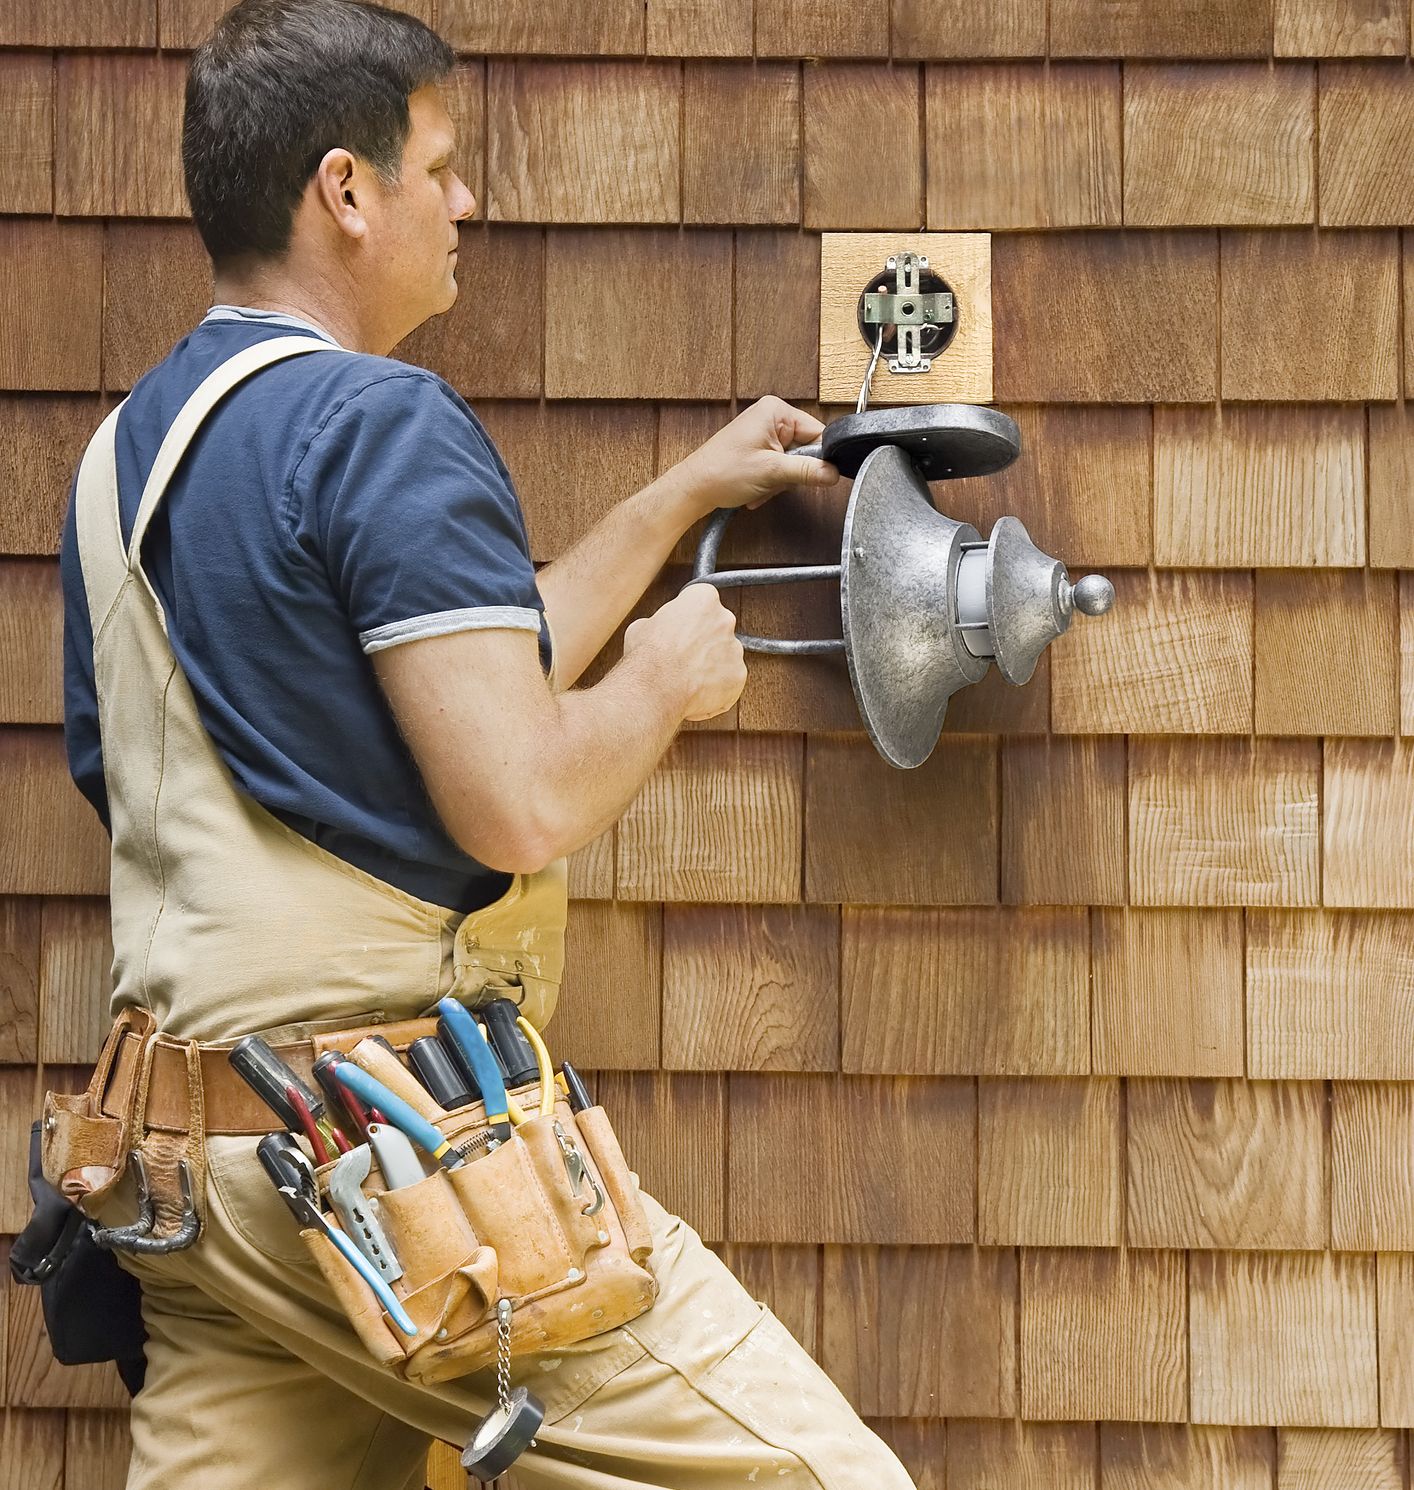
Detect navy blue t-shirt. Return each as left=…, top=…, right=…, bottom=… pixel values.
left=60, top=305, right=553, bottom=913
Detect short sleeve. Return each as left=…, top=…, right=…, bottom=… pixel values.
left=289, top=369, right=545, bottom=657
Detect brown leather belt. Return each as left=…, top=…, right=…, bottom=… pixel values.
left=98, top=1014, right=449, bottom=1135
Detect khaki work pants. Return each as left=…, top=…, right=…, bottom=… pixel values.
left=104, top=1135, right=918, bottom=1489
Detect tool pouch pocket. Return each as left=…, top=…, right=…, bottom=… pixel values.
left=304, top=1082, right=659, bottom=1386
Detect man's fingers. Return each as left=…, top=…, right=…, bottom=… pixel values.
left=786, top=454, right=840, bottom=488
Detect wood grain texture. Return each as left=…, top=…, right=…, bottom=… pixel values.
left=1154, top=404, right=1365, bottom=568
left=55, top=53, right=185, bottom=217
left=0, top=1066, right=34, bottom=1231
left=1127, top=1079, right=1327, bottom=1249
left=1277, top=1429, right=1403, bottom=1490
left=804, top=734, right=997, bottom=905
left=0, top=222, right=102, bottom=393
left=716, top=1243, right=818, bottom=1356
left=1129, top=737, right=1321, bottom=907
left=0, top=396, right=101, bottom=557
left=979, top=1077, right=1123, bottom=1245
left=0, top=560, right=61, bottom=724
left=842, top=906, right=1090, bottom=1075
left=755, top=0, right=889, bottom=57
left=1050, top=0, right=1274, bottom=55
left=548, top=901, right=660, bottom=1070
left=820, top=231, right=991, bottom=404
left=821, top=1245, right=1017, bottom=1415
left=5, top=1282, right=129, bottom=1407
left=1404, top=574, right=1414, bottom=735
left=1101, top=1423, right=1276, bottom=1490
left=0, top=898, right=39, bottom=1064
left=1377, top=1253, right=1414, bottom=1425
left=647, top=0, right=752, bottom=55
left=949, top=1421, right=1097, bottom=1490
left=1331, top=1082, right=1414, bottom=1250
left=1276, top=0, right=1407, bottom=52
left=566, top=827, right=615, bottom=899
left=893, top=0, right=1047, bottom=57
left=1051, top=571, right=1253, bottom=734
left=0, top=0, right=153, bottom=46
left=1002, top=737, right=1126, bottom=904
left=0, top=53, right=52, bottom=215
left=475, top=402, right=657, bottom=561
left=1189, top=1251, right=1378, bottom=1426
left=683, top=65, right=800, bottom=225
left=803, top=64, right=922, bottom=230
left=102, top=223, right=212, bottom=395
left=1127, top=63, right=1314, bottom=227
left=396, top=225, right=543, bottom=399
left=487, top=62, right=680, bottom=223
left=926, top=63, right=1122, bottom=229
left=1318, top=62, right=1414, bottom=224
left=63, top=1413, right=132, bottom=1490
left=1021, top=1248, right=1187, bottom=1421
left=993, top=232, right=1218, bottom=402
left=0, top=730, right=108, bottom=895
left=0, top=1410, right=62, bottom=1490
left=38, top=896, right=111, bottom=1064
left=663, top=904, right=838, bottom=1071
left=1370, top=405, right=1414, bottom=569
left=544, top=229, right=732, bottom=399
left=1093, top=910, right=1245, bottom=1077
left=1326, top=740, right=1414, bottom=907
left=617, top=733, right=802, bottom=902
left=161, top=0, right=434, bottom=46
left=1254, top=569, right=1397, bottom=735
left=591, top=1071, right=725, bottom=1239
left=1220, top=229, right=1399, bottom=400
left=734, top=231, right=820, bottom=398
left=869, top=1421, right=943, bottom=1490
left=439, top=0, right=642, bottom=54
left=728, top=1073, right=975, bottom=1242
left=1249, top=911, right=1414, bottom=1078
left=945, top=405, right=1152, bottom=570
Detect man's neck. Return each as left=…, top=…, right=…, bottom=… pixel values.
left=210, top=266, right=378, bottom=354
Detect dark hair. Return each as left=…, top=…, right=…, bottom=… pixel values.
left=183, top=0, right=454, bottom=264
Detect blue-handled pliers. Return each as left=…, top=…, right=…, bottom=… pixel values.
left=437, top=997, right=513, bottom=1142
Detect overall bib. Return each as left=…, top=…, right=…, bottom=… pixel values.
left=74, top=338, right=917, bottom=1490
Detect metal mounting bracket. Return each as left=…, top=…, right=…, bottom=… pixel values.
left=861, top=252, right=955, bottom=373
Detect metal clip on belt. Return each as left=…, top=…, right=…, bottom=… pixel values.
left=90, top=1152, right=201, bottom=1255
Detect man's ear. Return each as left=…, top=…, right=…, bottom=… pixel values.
left=311, top=148, right=367, bottom=241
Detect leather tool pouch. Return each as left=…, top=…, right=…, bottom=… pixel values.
left=302, top=1025, right=658, bottom=1385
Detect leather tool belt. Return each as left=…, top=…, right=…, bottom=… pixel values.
left=40, top=1006, right=660, bottom=1383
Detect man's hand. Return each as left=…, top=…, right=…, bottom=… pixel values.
left=669, top=396, right=841, bottom=520
left=624, top=583, right=747, bottom=721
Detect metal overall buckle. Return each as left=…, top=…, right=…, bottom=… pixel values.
left=90, top=1151, right=201, bottom=1255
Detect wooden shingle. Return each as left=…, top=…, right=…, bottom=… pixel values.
left=1277, top=1429, right=1403, bottom=1490
left=1377, top=1254, right=1414, bottom=1425
left=1325, top=740, right=1414, bottom=907
left=979, top=1077, right=1122, bottom=1245
left=0, top=0, right=154, bottom=46
left=734, top=231, right=820, bottom=399
left=1220, top=229, right=1399, bottom=400
left=0, top=898, right=39, bottom=1064
left=38, top=898, right=111, bottom=1066
left=1001, top=737, right=1127, bottom=904
left=103, top=223, right=211, bottom=394
left=0, top=561, right=61, bottom=725
left=662, top=903, right=838, bottom=1071
left=821, top=1246, right=1017, bottom=1416
left=55, top=54, right=185, bottom=218
left=440, top=0, right=642, bottom=55
left=1125, top=64, right=1315, bottom=225
left=1153, top=404, right=1365, bottom=568
left=1101, top=1424, right=1275, bottom=1490
left=0, top=1411, right=62, bottom=1490
left=163, top=0, right=434, bottom=46
left=617, top=733, right=802, bottom=902
left=1249, top=910, right=1414, bottom=1079
left=0, top=396, right=101, bottom=557
left=1331, top=1082, right=1414, bottom=1250
left=803, top=64, right=922, bottom=230
left=1129, top=737, right=1321, bottom=907
left=0, top=53, right=52, bottom=216
left=925, top=63, right=1122, bottom=230
left=486, top=62, right=680, bottom=224
left=1127, top=1079, right=1327, bottom=1249
left=1253, top=570, right=1397, bottom=736
left=841, top=906, right=1089, bottom=1076
left=1275, top=0, right=1407, bottom=54
left=717, top=1243, right=818, bottom=1355
left=1189, top=1251, right=1378, bottom=1426
left=683, top=64, right=800, bottom=226
left=993, top=233, right=1219, bottom=402
left=0, top=730, right=108, bottom=896
left=1093, top=909, right=1245, bottom=1077
left=0, top=222, right=103, bottom=393
left=1050, top=570, right=1254, bottom=734
left=1021, top=1248, right=1187, bottom=1421
left=544, top=229, right=732, bottom=399
left=646, top=0, right=751, bottom=55
left=755, top=0, right=889, bottom=58
left=728, top=1073, right=975, bottom=1243
left=949, top=1422, right=1097, bottom=1490
left=1318, top=62, right=1414, bottom=225
left=548, top=901, right=660, bottom=1071
left=1370, top=405, right=1414, bottom=569
left=893, top=0, right=1047, bottom=58
left=63, top=1414, right=132, bottom=1490
left=804, top=734, right=997, bottom=905
left=1051, top=0, right=1274, bottom=55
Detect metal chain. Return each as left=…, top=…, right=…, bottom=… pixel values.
left=496, top=1300, right=512, bottom=1414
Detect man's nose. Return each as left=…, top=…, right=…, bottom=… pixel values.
left=453, top=177, right=476, bottom=222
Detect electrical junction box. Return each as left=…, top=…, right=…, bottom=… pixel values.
left=819, top=232, right=992, bottom=406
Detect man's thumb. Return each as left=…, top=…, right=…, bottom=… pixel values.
left=788, top=454, right=840, bottom=487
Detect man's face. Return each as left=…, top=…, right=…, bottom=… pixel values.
left=362, top=84, right=476, bottom=342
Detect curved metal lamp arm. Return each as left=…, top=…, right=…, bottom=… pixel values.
left=689, top=447, right=846, bottom=657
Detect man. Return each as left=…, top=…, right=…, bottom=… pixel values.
left=58, top=1, right=920, bottom=1485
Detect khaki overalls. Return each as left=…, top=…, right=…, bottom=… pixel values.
left=74, top=337, right=918, bottom=1490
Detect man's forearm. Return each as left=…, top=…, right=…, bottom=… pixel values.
left=536, top=471, right=703, bottom=689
